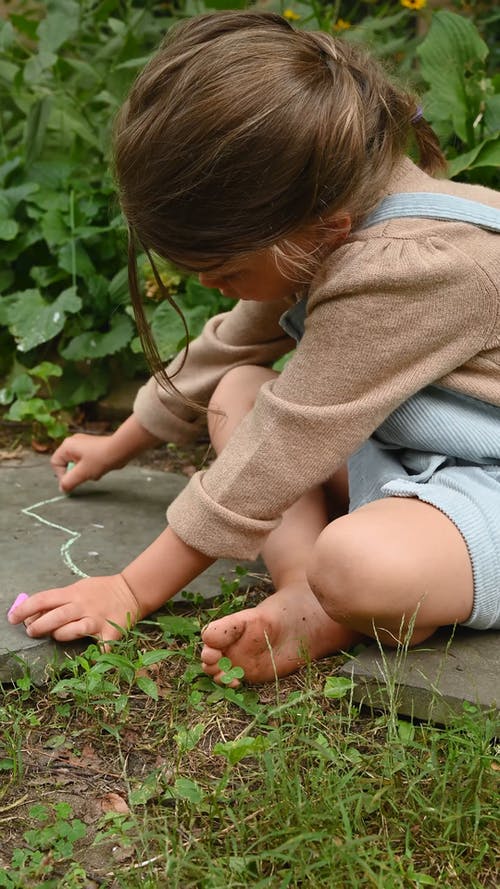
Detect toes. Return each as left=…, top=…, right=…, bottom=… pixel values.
left=201, top=615, right=247, bottom=648
left=200, top=644, right=223, bottom=666
left=202, top=660, right=220, bottom=677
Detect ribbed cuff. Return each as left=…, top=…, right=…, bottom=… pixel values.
left=167, top=471, right=280, bottom=560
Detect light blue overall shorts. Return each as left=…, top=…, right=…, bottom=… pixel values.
left=280, top=193, right=500, bottom=630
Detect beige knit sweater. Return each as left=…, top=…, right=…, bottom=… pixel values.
left=134, top=158, right=500, bottom=559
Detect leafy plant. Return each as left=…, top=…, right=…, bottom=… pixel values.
left=0, top=1, right=231, bottom=440
left=1, top=2, right=498, bottom=442
left=417, top=10, right=500, bottom=180
left=0, top=802, right=88, bottom=888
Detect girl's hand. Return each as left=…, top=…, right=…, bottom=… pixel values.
left=7, top=574, right=141, bottom=644
left=52, top=416, right=163, bottom=494
left=51, top=433, right=118, bottom=494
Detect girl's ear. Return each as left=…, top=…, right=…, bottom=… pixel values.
left=320, top=213, right=351, bottom=248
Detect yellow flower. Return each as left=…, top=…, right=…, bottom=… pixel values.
left=400, top=0, right=427, bottom=10
left=333, top=18, right=351, bottom=31
left=283, top=8, right=301, bottom=21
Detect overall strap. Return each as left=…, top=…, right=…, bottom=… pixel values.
left=361, top=192, right=500, bottom=232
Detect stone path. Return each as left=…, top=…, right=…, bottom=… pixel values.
left=1, top=455, right=498, bottom=720
left=339, top=628, right=499, bottom=723
left=0, top=454, right=263, bottom=682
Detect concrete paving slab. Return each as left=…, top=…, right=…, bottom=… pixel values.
left=340, top=627, right=499, bottom=723
left=0, top=455, right=263, bottom=683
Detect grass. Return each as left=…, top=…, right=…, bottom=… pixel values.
left=0, top=582, right=498, bottom=889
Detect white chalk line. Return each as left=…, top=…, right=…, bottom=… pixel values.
left=21, top=495, right=89, bottom=580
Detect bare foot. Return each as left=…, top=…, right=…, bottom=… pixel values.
left=200, top=582, right=362, bottom=685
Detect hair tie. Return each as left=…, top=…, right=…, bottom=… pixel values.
left=412, top=105, right=424, bottom=124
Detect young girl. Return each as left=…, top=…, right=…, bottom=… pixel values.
left=9, top=11, right=500, bottom=685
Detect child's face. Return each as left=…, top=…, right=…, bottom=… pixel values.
left=197, top=247, right=300, bottom=302
left=196, top=218, right=350, bottom=302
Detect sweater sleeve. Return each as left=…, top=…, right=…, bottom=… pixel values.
left=167, top=234, right=498, bottom=558
left=133, top=297, right=293, bottom=443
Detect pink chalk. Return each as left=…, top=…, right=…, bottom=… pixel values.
left=7, top=593, right=29, bottom=619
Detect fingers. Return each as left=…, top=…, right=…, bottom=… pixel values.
left=23, top=602, right=85, bottom=638
left=51, top=435, right=96, bottom=492
left=7, top=590, right=69, bottom=625
left=52, top=619, right=122, bottom=644
left=6, top=577, right=132, bottom=647
left=58, top=460, right=86, bottom=494
left=51, top=441, right=77, bottom=486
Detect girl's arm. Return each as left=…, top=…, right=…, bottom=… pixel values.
left=8, top=527, right=213, bottom=642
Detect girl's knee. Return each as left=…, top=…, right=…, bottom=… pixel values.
left=306, top=515, right=381, bottom=622
left=208, top=365, right=278, bottom=446
left=208, top=365, right=276, bottom=413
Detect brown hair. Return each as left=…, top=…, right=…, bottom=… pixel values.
left=113, top=10, right=446, bottom=391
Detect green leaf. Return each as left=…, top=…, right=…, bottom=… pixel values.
left=0, top=158, right=21, bottom=187
left=0, top=219, right=18, bottom=240
left=25, top=96, right=53, bottom=166
left=29, top=361, right=63, bottom=383
left=140, top=649, right=175, bottom=667
left=397, top=719, right=415, bottom=743
left=0, top=19, right=16, bottom=52
left=51, top=106, right=101, bottom=149
left=0, top=60, right=19, bottom=83
left=469, top=139, right=500, bottom=169
left=6, top=396, right=53, bottom=422
left=114, top=56, right=153, bottom=71
left=12, top=372, right=38, bottom=400
left=448, top=137, right=500, bottom=177
left=8, top=286, right=81, bottom=352
left=157, top=614, right=199, bottom=640
left=407, top=872, right=437, bottom=886
left=484, top=94, right=500, bottom=136
left=130, top=772, right=162, bottom=805
left=61, top=313, right=133, bottom=360
left=149, top=299, right=189, bottom=360
left=37, top=2, right=80, bottom=53
left=213, top=735, right=270, bottom=765
left=24, top=50, right=58, bottom=83
left=417, top=11, right=489, bottom=145
left=54, top=801, right=73, bottom=820
left=323, top=676, right=355, bottom=700
left=41, top=208, right=68, bottom=247
left=58, top=240, right=96, bottom=277
left=169, top=777, right=204, bottom=803
left=29, top=803, right=50, bottom=821
left=45, top=733, right=67, bottom=749
left=53, top=364, right=108, bottom=408
left=1, top=182, right=40, bottom=213
left=175, top=723, right=205, bottom=753
left=135, top=674, right=158, bottom=700
left=216, top=656, right=245, bottom=685
left=0, top=270, right=14, bottom=292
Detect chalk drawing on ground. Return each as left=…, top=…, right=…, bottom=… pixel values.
left=21, top=495, right=89, bottom=580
